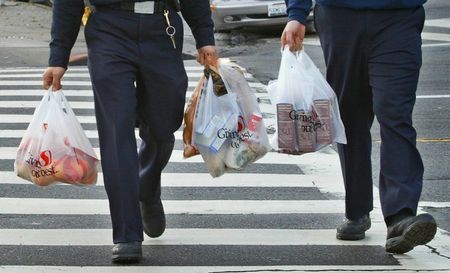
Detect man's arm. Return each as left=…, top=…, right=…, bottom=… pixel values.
left=285, top=0, right=312, bottom=25
left=179, top=0, right=217, bottom=66
left=44, top=0, right=84, bottom=90
left=281, top=0, right=312, bottom=51
left=49, top=0, right=85, bottom=68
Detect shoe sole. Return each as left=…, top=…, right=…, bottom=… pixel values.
left=336, top=221, right=371, bottom=241
left=385, top=216, right=437, bottom=254
left=143, top=225, right=165, bottom=238
left=336, top=232, right=365, bottom=241
left=112, top=254, right=142, bottom=264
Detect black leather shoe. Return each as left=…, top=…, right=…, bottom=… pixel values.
left=140, top=200, right=166, bottom=238
left=111, top=242, right=142, bottom=264
left=336, top=214, right=371, bottom=240
left=385, top=213, right=437, bottom=254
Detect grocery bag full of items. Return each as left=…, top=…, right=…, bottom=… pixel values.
left=268, top=48, right=347, bottom=154
left=183, top=62, right=271, bottom=177
left=14, top=89, right=99, bottom=186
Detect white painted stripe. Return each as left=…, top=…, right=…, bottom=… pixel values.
left=0, top=93, right=263, bottom=106
left=425, top=18, right=450, bottom=28
left=0, top=81, right=91, bottom=86
left=0, top=198, right=347, bottom=214
left=0, top=115, right=96, bottom=123
left=0, top=171, right=344, bottom=188
left=0, top=227, right=400, bottom=246
left=0, top=101, right=95, bottom=109
left=2, top=264, right=450, bottom=273
left=0, top=80, right=265, bottom=89
left=416, top=94, right=450, bottom=99
left=0, top=90, right=266, bottom=101
left=2, top=94, right=446, bottom=110
left=0, top=72, right=204, bottom=79
left=0, top=129, right=97, bottom=138
left=1, top=198, right=448, bottom=215
left=422, top=42, right=450, bottom=48
left=0, top=66, right=204, bottom=73
left=0, top=130, right=182, bottom=139
left=0, top=71, right=254, bottom=79
left=0, top=90, right=94, bottom=96
left=422, top=32, right=450, bottom=42
left=1, top=227, right=450, bottom=247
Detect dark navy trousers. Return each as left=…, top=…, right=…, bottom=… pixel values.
left=315, top=5, right=425, bottom=220
left=84, top=8, right=188, bottom=243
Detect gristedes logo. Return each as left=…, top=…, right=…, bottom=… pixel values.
left=25, top=150, right=58, bottom=178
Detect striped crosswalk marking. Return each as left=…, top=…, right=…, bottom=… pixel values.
left=1, top=62, right=449, bottom=271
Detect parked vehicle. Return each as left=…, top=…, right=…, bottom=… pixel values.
left=210, top=0, right=315, bottom=32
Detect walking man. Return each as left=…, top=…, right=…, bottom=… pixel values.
left=282, top=0, right=437, bottom=253
left=43, top=0, right=217, bottom=263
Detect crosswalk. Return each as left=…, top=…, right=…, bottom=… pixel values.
left=0, top=61, right=449, bottom=272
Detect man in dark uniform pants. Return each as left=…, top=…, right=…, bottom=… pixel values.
left=282, top=0, right=437, bottom=254
left=42, top=0, right=217, bottom=263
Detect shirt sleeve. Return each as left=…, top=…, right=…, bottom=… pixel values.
left=284, top=0, right=312, bottom=25
left=180, top=0, right=215, bottom=49
left=49, top=0, right=85, bottom=68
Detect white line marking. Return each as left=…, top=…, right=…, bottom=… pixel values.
left=0, top=227, right=404, bottom=246
left=0, top=81, right=91, bottom=86
left=425, top=18, right=450, bottom=28
left=0, top=171, right=341, bottom=188
left=0, top=72, right=203, bottom=79
left=422, top=42, right=450, bottom=47
left=416, top=94, right=450, bottom=98
left=0, top=115, right=96, bottom=123
left=0, top=198, right=346, bottom=214
left=422, top=32, right=450, bottom=42
left=0, top=90, right=94, bottom=96
left=1, top=264, right=450, bottom=273
left=0, top=81, right=261, bottom=89
left=0, top=198, right=447, bottom=215
left=1, top=227, right=450, bottom=247
left=0, top=66, right=204, bottom=73
left=0, top=130, right=181, bottom=139
left=0, top=101, right=94, bottom=109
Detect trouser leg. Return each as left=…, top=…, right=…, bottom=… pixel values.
left=367, top=7, right=425, bottom=218
left=315, top=5, right=374, bottom=219
left=85, top=10, right=143, bottom=243
left=138, top=123, right=175, bottom=204
left=134, top=10, right=188, bottom=204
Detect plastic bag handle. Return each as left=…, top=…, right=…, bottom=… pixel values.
left=280, top=45, right=301, bottom=58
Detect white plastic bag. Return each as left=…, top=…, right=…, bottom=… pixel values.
left=14, top=89, right=99, bottom=186
left=193, top=63, right=271, bottom=177
left=268, top=48, right=346, bottom=154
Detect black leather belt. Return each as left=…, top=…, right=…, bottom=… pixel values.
left=99, top=1, right=166, bottom=14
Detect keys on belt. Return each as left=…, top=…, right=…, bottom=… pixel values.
left=164, top=10, right=176, bottom=49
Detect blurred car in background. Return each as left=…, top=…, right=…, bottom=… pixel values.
left=210, top=0, right=315, bottom=32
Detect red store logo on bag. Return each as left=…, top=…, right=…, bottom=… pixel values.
left=25, top=150, right=58, bottom=178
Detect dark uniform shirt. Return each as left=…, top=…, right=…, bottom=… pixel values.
left=285, top=0, right=427, bottom=24
left=49, top=0, right=215, bottom=68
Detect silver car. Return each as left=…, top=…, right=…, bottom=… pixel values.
left=210, top=0, right=315, bottom=32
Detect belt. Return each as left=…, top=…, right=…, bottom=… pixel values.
left=99, top=1, right=166, bottom=14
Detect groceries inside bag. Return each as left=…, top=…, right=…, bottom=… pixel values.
left=183, top=75, right=205, bottom=158
left=268, top=48, right=346, bottom=154
left=192, top=63, right=271, bottom=177
left=14, top=89, right=99, bottom=186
